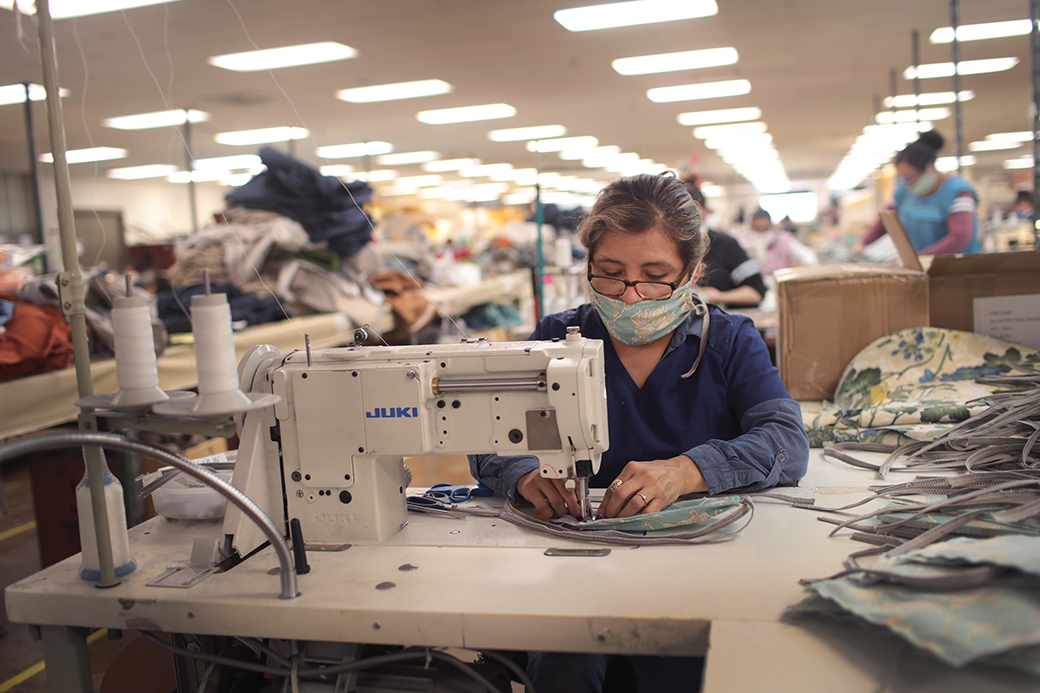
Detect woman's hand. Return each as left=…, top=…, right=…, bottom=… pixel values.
left=596, top=455, right=707, bottom=519
left=516, top=469, right=582, bottom=519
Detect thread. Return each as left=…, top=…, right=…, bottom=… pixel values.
left=191, top=294, right=241, bottom=395
left=77, top=450, right=136, bottom=581
left=112, top=295, right=162, bottom=392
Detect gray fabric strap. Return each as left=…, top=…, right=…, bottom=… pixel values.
left=495, top=497, right=754, bottom=546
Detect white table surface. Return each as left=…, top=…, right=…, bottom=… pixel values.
left=5, top=449, right=1035, bottom=691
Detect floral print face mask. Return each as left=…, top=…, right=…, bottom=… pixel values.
left=589, top=277, right=696, bottom=346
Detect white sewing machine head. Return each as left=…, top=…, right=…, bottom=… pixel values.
left=224, top=327, right=608, bottom=556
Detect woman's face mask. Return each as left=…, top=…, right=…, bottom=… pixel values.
left=590, top=276, right=697, bottom=346
left=902, top=166, right=939, bottom=197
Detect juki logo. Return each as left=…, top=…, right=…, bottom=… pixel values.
left=365, top=407, right=419, bottom=419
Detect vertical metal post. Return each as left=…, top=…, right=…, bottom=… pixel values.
left=950, top=0, right=964, bottom=174
left=35, top=0, right=118, bottom=588
left=912, top=31, right=922, bottom=129
left=183, top=113, right=199, bottom=233
left=38, top=626, right=93, bottom=693
left=889, top=68, right=898, bottom=123
left=22, top=83, right=45, bottom=248
left=534, top=147, right=544, bottom=321
left=1032, top=0, right=1040, bottom=247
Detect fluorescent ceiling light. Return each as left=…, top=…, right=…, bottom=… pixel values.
left=423, top=158, right=480, bottom=172
left=106, top=164, right=179, bottom=180
left=678, top=107, right=761, bottom=126
left=39, top=147, right=126, bottom=164
left=222, top=173, right=255, bottom=187
left=394, top=174, right=442, bottom=188
left=693, top=122, right=767, bottom=139
left=103, top=109, right=209, bottom=130
left=985, top=131, right=1034, bottom=142
left=316, top=141, right=394, bottom=159
left=461, top=163, right=513, bottom=178
left=554, top=0, right=717, bottom=32
left=874, top=107, right=950, bottom=124
left=193, top=154, right=262, bottom=170
left=704, top=133, right=773, bottom=151
left=647, top=79, right=751, bottom=103
left=612, top=47, right=737, bottom=75
left=1003, top=157, right=1034, bottom=169
left=376, top=151, right=440, bottom=166
left=215, top=126, right=308, bottom=146
left=209, top=42, right=356, bottom=72
left=903, top=57, right=1019, bottom=79
left=417, top=103, right=516, bottom=124
left=526, top=136, right=599, bottom=153
left=1, top=0, right=183, bottom=19
left=968, top=139, right=1024, bottom=152
left=587, top=152, right=639, bottom=169
left=353, top=170, right=399, bottom=183
left=930, top=19, right=1031, bottom=43
left=377, top=186, right=418, bottom=197
left=319, top=164, right=354, bottom=177
left=935, top=155, right=976, bottom=172
left=336, top=79, right=452, bottom=103
left=700, top=183, right=725, bottom=198
left=0, top=83, right=68, bottom=106
left=560, top=145, right=620, bottom=162
left=489, top=125, right=567, bottom=142
left=169, top=169, right=227, bottom=183
left=883, top=91, right=974, bottom=108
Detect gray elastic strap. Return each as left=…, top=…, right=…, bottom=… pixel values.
left=681, top=297, right=710, bottom=379
left=496, top=497, right=754, bottom=546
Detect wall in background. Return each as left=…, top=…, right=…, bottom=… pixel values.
left=37, top=175, right=227, bottom=270
left=0, top=172, right=34, bottom=243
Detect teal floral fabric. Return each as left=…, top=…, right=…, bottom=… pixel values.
left=803, top=328, right=1040, bottom=447
left=788, top=535, right=1040, bottom=674
left=552, top=496, right=743, bottom=533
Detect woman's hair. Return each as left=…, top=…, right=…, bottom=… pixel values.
left=895, top=130, right=945, bottom=172
left=578, top=173, right=706, bottom=270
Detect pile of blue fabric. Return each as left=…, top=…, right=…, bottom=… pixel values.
left=226, top=147, right=374, bottom=258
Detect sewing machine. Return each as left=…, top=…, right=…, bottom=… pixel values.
left=223, top=326, right=608, bottom=557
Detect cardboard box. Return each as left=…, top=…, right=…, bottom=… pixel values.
left=776, top=251, right=1040, bottom=401
left=775, top=265, right=930, bottom=401
left=927, top=252, right=1040, bottom=332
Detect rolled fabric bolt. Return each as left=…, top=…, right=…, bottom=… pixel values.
left=191, top=294, right=241, bottom=395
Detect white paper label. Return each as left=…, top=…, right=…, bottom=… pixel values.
left=973, top=294, right=1040, bottom=350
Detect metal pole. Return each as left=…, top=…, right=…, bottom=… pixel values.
left=183, top=112, right=198, bottom=233
left=889, top=68, right=898, bottom=123
left=950, top=0, right=964, bottom=174
left=912, top=31, right=922, bottom=129
left=35, top=0, right=118, bottom=587
left=534, top=147, right=544, bottom=321
left=22, top=83, right=45, bottom=248
left=1032, top=0, right=1040, bottom=247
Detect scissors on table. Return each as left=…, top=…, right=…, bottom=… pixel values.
left=406, top=483, right=493, bottom=516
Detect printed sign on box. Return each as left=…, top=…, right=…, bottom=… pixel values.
left=973, top=294, right=1040, bottom=351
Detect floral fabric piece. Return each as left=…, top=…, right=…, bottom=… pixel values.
left=554, top=496, right=742, bottom=533
left=803, top=328, right=1040, bottom=447
left=788, top=535, right=1040, bottom=674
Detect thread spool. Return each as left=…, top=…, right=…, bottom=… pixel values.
left=75, top=279, right=177, bottom=411
left=77, top=450, right=136, bottom=581
left=109, top=294, right=169, bottom=406
left=153, top=291, right=279, bottom=416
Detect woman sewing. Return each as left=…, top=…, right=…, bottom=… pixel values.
left=470, top=172, right=808, bottom=693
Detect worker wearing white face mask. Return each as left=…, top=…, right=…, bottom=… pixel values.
left=854, top=129, right=981, bottom=256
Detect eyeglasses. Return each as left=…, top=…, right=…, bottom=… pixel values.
left=587, top=267, right=687, bottom=300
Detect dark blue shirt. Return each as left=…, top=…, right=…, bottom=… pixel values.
left=469, top=303, right=808, bottom=501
